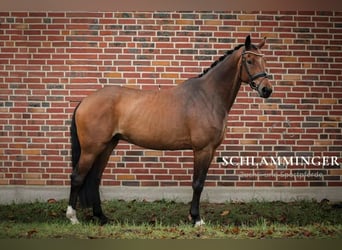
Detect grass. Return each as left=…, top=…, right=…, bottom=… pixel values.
left=0, top=199, right=341, bottom=239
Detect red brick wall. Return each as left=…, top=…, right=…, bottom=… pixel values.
left=0, top=11, right=341, bottom=188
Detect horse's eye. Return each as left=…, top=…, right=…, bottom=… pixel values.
left=247, top=60, right=252, bottom=65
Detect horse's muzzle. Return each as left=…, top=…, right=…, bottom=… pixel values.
left=259, top=86, right=272, bottom=98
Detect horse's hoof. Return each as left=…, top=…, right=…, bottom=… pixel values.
left=66, top=206, right=80, bottom=225
left=93, top=215, right=109, bottom=226
left=99, top=217, right=109, bottom=226
left=188, top=214, right=205, bottom=227
left=194, top=219, right=205, bottom=227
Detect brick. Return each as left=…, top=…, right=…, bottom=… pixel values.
left=238, top=15, right=256, bottom=20
left=104, top=72, right=122, bottom=78
left=23, top=150, right=40, bottom=155
left=319, top=99, right=338, bottom=104
left=329, top=170, right=342, bottom=175
left=204, top=20, right=221, bottom=26
left=23, top=173, right=41, bottom=179
left=117, top=175, right=135, bottom=180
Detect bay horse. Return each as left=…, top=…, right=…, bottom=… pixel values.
left=66, top=35, right=273, bottom=226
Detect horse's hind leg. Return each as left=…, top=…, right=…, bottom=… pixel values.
left=67, top=152, right=97, bottom=224
left=91, top=139, right=118, bottom=225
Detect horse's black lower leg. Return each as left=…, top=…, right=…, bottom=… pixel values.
left=93, top=204, right=108, bottom=225
left=91, top=139, right=118, bottom=225
left=190, top=180, right=205, bottom=225
left=92, top=177, right=108, bottom=225
left=189, top=148, right=214, bottom=226
left=66, top=153, right=96, bottom=224
left=68, top=172, right=81, bottom=207
left=66, top=171, right=85, bottom=224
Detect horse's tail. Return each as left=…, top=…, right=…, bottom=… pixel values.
left=78, top=165, right=100, bottom=208
left=70, top=103, right=100, bottom=208
left=70, top=103, right=81, bottom=171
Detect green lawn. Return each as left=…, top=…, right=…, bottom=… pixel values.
left=0, top=199, right=341, bottom=239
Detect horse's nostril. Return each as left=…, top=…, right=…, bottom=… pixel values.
left=262, top=87, right=272, bottom=98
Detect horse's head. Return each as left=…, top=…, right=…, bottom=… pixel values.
left=240, top=35, right=273, bottom=98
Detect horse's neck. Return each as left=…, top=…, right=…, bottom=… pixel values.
left=204, top=50, right=242, bottom=112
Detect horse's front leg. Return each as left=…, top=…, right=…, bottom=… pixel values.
left=189, top=147, right=215, bottom=226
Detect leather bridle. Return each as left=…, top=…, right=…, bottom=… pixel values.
left=240, top=48, right=270, bottom=91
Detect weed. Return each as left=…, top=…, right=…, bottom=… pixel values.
left=0, top=199, right=341, bottom=239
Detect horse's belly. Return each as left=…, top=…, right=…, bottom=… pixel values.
left=120, top=123, right=192, bottom=151
left=126, top=137, right=192, bottom=151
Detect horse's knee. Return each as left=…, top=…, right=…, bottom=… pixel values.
left=192, top=181, right=204, bottom=194
left=70, top=172, right=85, bottom=187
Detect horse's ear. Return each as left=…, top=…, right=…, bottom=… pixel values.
left=244, top=35, right=251, bottom=49
left=257, top=37, right=266, bottom=49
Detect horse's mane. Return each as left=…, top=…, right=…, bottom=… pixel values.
left=198, top=43, right=249, bottom=78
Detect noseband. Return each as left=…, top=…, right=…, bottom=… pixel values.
left=241, top=48, right=270, bottom=90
